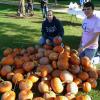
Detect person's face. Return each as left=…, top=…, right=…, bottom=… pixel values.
left=83, top=7, right=93, bottom=18
left=47, top=11, right=53, bottom=22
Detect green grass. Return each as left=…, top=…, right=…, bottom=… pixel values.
left=0, top=3, right=100, bottom=100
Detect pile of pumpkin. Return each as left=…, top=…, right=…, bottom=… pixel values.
left=0, top=36, right=100, bottom=100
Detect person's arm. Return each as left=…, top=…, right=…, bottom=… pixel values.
left=41, top=21, right=48, bottom=38
left=78, top=32, right=100, bottom=53
left=56, top=19, right=64, bottom=37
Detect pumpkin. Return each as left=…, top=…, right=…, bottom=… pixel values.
left=76, top=95, right=91, bottom=100
left=23, top=61, right=35, bottom=72
left=88, top=70, right=98, bottom=79
left=6, top=72, right=15, bottom=80
left=14, top=68, right=25, bottom=74
left=33, top=97, right=45, bottom=100
left=60, top=70, right=73, bottom=83
left=87, top=78, right=97, bottom=88
left=1, top=90, right=16, bottom=100
left=12, top=73, right=24, bottom=84
left=82, top=82, right=91, bottom=93
left=55, top=96, right=68, bottom=100
left=38, top=81, right=50, bottom=93
left=26, top=46, right=34, bottom=54
left=78, top=72, right=89, bottom=81
left=39, top=57, right=49, bottom=65
left=43, top=44, right=53, bottom=50
left=28, top=74, right=39, bottom=83
left=81, top=56, right=91, bottom=68
left=43, top=91, right=56, bottom=99
left=70, top=53, right=80, bottom=65
left=52, top=61, right=57, bottom=69
left=1, top=55, right=14, bottom=65
left=66, top=82, right=78, bottom=94
left=51, top=69, right=62, bottom=77
left=36, top=65, right=49, bottom=77
left=49, top=52, right=58, bottom=61
left=18, top=90, right=33, bottom=100
left=3, top=48, right=13, bottom=56
left=53, top=46, right=64, bottom=53
left=0, top=65, right=12, bottom=77
left=69, top=65, right=80, bottom=74
left=73, top=78, right=82, bottom=86
left=14, top=57, right=24, bottom=68
left=0, top=81, right=12, bottom=93
left=65, top=92, right=75, bottom=100
left=51, top=77, right=64, bottom=94
left=53, top=36, right=62, bottom=45
left=19, top=79, right=33, bottom=90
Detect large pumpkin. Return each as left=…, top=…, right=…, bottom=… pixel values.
left=51, top=77, right=64, bottom=94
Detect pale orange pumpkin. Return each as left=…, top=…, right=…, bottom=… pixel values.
left=38, top=81, right=50, bottom=93
left=39, top=57, right=49, bottom=65
left=19, top=79, right=33, bottom=90
left=55, top=96, right=68, bottom=100
left=1, top=90, right=16, bottom=100
left=66, top=82, right=78, bottom=94
left=18, top=90, right=33, bottom=100
left=0, top=65, right=12, bottom=77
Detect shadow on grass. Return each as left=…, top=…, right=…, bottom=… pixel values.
left=63, top=35, right=81, bottom=49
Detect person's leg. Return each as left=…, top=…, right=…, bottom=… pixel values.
left=84, top=48, right=97, bottom=60
left=39, top=36, right=46, bottom=45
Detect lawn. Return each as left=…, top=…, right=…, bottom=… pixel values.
left=0, top=3, right=100, bottom=100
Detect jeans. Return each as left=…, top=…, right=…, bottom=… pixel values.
left=79, top=48, right=97, bottom=60
left=39, top=36, right=64, bottom=47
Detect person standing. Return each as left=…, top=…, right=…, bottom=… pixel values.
left=26, top=0, right=34, bottom=16
left=40, top=0, right=48, bottom=19
left=39, top=10, right=64, bottom=46
left=78, top=2, right=100, bottom=60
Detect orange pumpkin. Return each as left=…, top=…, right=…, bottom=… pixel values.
left=51, top=77, right=64, bottom=94
left=1, top=90, right=16, bottom=100
left=53, top=36, right=62, bottom=45
left=53, top=46, right=64, bottom=53
left=19, top=79, right=33, bottom=90
left=12, top=73, right=24, bottom=84
left=23, top=61, right=35, bottom=72
left=1, top=55, right=14, bottom=65
left=55, top=96, right=68, bottom=100
left=6, top=72, right=15, bottom=80
left=18, top=90, right=33, bottom=100
left=3, top=48, right=13, bottom=56
left=78, top=72, right=89, bottom=81
left=0, top=81, right=12, bottom=93
left=87, top=78, right=97, bottom=88
left=82, top=82, right=91, bottom=93
left=0, top=65, right=12, bottom=77
left=33, top=97, right=45, bottom=100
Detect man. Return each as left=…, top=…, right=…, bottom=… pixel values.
left=40, top=0, right=48, bottom=19
left=78, top=2, right=100, bottom=60
left=39, top=10, right=64, bottom=46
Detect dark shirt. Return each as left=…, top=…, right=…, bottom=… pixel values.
left=41, top=16, right=64, bottom=40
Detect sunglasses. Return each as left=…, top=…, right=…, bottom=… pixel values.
left=82, top=7, right=92, bottom=11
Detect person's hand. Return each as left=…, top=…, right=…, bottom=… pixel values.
left=78, top=47, right=85, bottom=54
left=46, top=39, right=51, bottom=45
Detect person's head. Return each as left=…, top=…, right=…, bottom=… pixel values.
left=47, top=10, right=54, bottom=22
left=83, top=2, right=94, bottom=18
